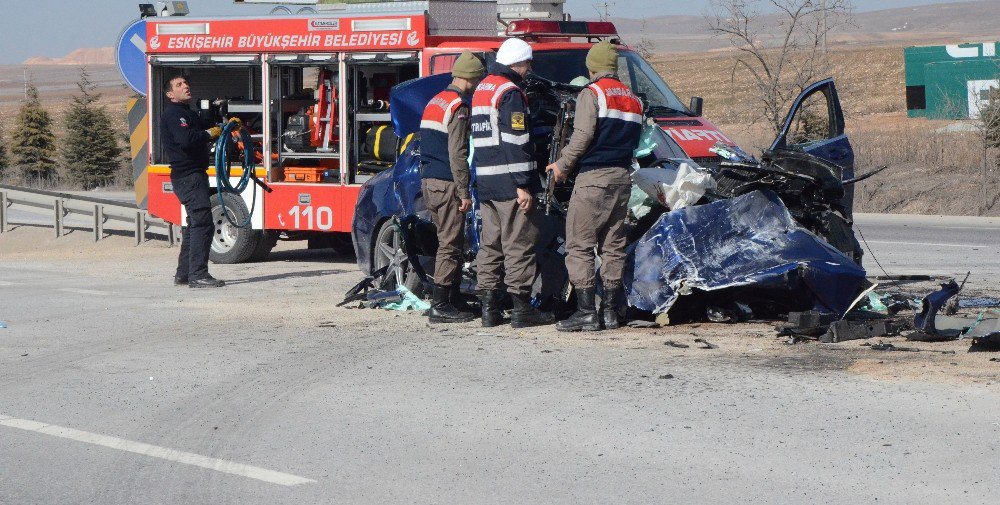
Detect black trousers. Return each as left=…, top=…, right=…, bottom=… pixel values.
left=171, top=171, right=214, bottom=280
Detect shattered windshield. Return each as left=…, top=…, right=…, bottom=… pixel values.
left=530, top=49, right=690, bottom=116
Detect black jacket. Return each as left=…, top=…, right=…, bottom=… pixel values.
left=161, top=101, right=212, bottom=177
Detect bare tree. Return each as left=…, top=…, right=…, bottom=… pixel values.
left=971, top=85, right=1000, bottom=214
left=633, top=18, right=656, bottom=60
left=708, top=0, right=854, bottom=133
left=592, top=1, right=615, bottom=22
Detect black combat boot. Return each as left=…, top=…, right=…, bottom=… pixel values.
left=451, top=283, right=479, bottom=316
left=479, top=289, right=504, bottom=328
left=602, top=287, right=624, bottom=330
left=189, top=275, right=225, bottom=288
left=556, top=288, right=600, bottom=332
left=429, top=284, right=475, bottom=323
left=510, top=293, right=555, bottom=329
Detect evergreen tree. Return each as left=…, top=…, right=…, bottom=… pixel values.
left=11, top=83, right=57, bottom=182
left=62, top=69, right=123, bottom=189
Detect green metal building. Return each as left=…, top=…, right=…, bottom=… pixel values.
left=905, top=42, right=1000, bottom=119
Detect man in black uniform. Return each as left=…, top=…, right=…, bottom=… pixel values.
left=161, top=74, right=226, bottom=288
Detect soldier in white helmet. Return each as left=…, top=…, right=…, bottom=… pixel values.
left=470, top=38, right=554, bottom=328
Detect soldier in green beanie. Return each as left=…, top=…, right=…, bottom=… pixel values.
left=545, top=41, right=645, bottom=332
left=419, top=51, right=486, bottom=323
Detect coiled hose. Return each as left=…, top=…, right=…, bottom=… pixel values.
left=213, top=120, right=257, bottom=228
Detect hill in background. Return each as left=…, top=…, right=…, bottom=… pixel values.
left=23, top=48, right=115, bottom=66
left=613, top=0, right=1000, bottom=52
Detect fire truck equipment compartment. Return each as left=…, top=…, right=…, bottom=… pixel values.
left=283, top=167, right=329, bottom=183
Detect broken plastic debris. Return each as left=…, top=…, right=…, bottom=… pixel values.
left=708, top=141, right=755, bottom=163
left=913, top=280, right=961, bottom=338
left=959, top=298, right=1000, bottom=309
left=627, top=185, right=656, bottom=220
left=633, top=163, right=716, bottom=211
left=866, top=292, right=889, bottom=313
left=383, top=285, right=431, bottom=312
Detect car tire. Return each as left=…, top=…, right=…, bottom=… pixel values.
left=249, top=230, right=279, bottom=262
left=372, top=219, right=424, bottom=296
left=209, top=192, right=262, bottom=264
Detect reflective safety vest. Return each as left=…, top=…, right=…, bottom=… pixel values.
left=578, top=77, right=644, bottom=172
left=419, top=88, right=465, bottom=181
left=470, top=73, right=536, bottom=202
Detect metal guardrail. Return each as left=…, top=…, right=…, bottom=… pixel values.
left=0, top=184, right=179, bottom=246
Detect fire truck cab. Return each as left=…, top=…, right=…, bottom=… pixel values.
left=134, top=1, right=731, bottom=263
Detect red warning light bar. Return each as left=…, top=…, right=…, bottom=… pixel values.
left=505, top=20, right=618, bottom=38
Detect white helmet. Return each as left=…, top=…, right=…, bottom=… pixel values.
left=496, top=38, right=533, bottom=66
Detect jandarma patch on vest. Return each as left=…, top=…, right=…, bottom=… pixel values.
left=510, top=112, right=525, bottom=131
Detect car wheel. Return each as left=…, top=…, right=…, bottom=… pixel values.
left=372, top=219, right=423, bottom=295
left=209, top=192, right=262, bottom=264
left=249, top=230, right=279, bottom=262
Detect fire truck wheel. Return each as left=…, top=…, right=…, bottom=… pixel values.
left=209, top=192, right=262, bottom=264
left=373, top=219, right=424, bottom=297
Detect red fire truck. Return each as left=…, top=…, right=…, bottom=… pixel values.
left=128, top=1, right=733, bottom=263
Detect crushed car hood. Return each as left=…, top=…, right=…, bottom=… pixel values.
left=625, top=190, right=868, bottom=318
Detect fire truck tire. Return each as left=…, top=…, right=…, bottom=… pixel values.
left=250, top=231, right=280, bottom=262
left=209, top=192, right=261, bottom=264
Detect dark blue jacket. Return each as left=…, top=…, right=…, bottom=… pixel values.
left=160, top=101, right=211, bottom=178
left=470, top=63, right=540, bottom=202
left=578, top=77, right=645, bottom=172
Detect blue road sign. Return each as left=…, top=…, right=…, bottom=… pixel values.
left=116, top=19, right=147, bottom=96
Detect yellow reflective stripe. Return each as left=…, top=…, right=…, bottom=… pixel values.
left=399, top=133, right=414, bottom=154
left=374, top=125, right=385, bottom=161
left=148, top=165, right=266, bottom=177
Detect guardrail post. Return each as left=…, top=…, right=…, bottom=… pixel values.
left=0, top=191, right=7, bottom=233
left=93, top=205, right=103, bottom=242
left=134, top=212, right=146, bottom=245
left=168, top=224, right=177, bottom=247
left=55, top=199, right=64, bottom=238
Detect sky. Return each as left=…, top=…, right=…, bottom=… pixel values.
left=0, top=0, right=968, bottom=65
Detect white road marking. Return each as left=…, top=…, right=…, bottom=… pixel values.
left=866, top=240, right=994, bottom=249
left=0, top=414, right=315, bottom=487
left=58, top=288, right=112, bottom=296
left=130, top=34, right=145, bottom=52
left=0, top=281, right=20, bottom=287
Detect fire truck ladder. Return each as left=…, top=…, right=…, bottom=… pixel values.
left=0, top=184, right=179, bottom=246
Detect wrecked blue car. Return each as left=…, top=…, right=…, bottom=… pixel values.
left=351, top=74, right=867, bottom=321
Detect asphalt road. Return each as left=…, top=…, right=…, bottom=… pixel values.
left=1, top=224, right=999, bottom=504
left=854, top=213, right=1000, bottom=293
left=6, top=197, right=998, bottom=287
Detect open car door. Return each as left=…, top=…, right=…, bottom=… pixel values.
left=770, top=78, right=855, bottom=214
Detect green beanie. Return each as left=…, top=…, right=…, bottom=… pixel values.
left=586, top=41, right=618, bottom=74
left=452, top=51, right=485, bottom=80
